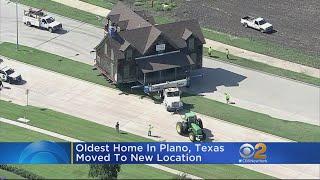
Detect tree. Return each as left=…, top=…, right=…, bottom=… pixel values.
left=88, top=164, right=121, bottom=179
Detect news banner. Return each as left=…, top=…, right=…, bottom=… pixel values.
left=0, top=141, right=319, bottom=164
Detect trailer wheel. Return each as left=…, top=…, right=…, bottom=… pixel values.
left=26, top=22, right=31, bottom=27
left=48, top=27, right=53, bottom=33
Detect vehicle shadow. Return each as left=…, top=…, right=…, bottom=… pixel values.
left=55, top=29, right=68, bottom=35
left=187, top=67, right=247, bottom=94
left=265, top=29, right=278, bottom=34
left=203, top=128, right=215, bottom=142
left=15, top=79, right=27, bottom=85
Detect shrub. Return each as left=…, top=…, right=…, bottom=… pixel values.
left=0, top=165, right=45, bottom=179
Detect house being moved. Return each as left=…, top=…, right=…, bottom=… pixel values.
left=95, top=2, right=205, bottom=86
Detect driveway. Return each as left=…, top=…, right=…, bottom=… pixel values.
left=0, top=58, right=318, bottom=179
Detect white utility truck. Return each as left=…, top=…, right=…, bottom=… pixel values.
left=0, top=65, right=22, bottom=84
left=23, top=8, right=62, bottom=33
left=143, top=79, right=188, bottom=111
left=240, top=16, right=273, bottom=33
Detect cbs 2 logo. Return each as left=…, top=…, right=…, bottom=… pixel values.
left=239, top=143, right=267, bottom=159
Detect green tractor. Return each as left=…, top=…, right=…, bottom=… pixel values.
left=176, top=112, right=206, bottom=142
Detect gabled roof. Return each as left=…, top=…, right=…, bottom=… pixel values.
left=119, top=26, right=161, bottom=54
left=107, top=2, right=152, bottom=30
left=101, top=2, right=205, bottom=58
left=155, top=19, right=206, bottom=48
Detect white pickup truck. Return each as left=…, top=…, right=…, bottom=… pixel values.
left=240, top=16, right=273, bottom=33
left=23, top=9, right=62, bottom=33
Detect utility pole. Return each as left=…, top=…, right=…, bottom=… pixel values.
left=16, top=0, right=19, bottom=50
left=24, top=89, right=29, bottom=121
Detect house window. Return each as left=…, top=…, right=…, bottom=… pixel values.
left=126, top=49, right=133, bottom=61
left=104, top=43, right=108, bottom=55
left=191, top=53, right=197, bottom=62
left=96, top=55, right=101, bottom=65
left=111, top=49, right=114, bottom=60
left=123, top=65, right=130, bottom=78
left=188, top=37, right=195, bottom=51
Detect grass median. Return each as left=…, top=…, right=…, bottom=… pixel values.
left=0, top=100, right=273, bottom=179
left=203, top=47, right=320, bottom=86
left=1, top=42, right=319, bottom=142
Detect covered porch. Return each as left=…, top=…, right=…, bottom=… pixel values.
left=135, top=51, right=195, bottom=85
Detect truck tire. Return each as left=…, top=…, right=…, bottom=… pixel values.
left=244, top=23, right=248, bottom=28
left=176, top=122, right=184, bottom=135
left=197, top=118, right=203, bottom=129
left=189, top=132, right=196, bottom=142
left=26, top=22, right=31, bottom=27
left=48, top=27, right=53, bottom=33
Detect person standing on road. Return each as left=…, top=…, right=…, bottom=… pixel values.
left=208, top=46, right=213, bottom=57
left=226, top=48, right=230, bottom=60
left=0, top=79, right=3, bottom=90
left=225, top=93, right=230, bottom=104
left=115, top=122, right=119, bottom=134
left=148, top=124, right=153, bottom=137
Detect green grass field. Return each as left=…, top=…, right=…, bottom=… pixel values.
left=0, top=122, right=62, bottom=142
left=0, top=100, right=273, bottom=179
left=1, top=42, right=319, bottom=143
left=0, top=169, right=24, bottom=179
left=203, top=47, right=320, bottom=86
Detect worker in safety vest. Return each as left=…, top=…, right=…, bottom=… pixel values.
left=148, top=124, right=153, bottom=136
left=0, top=79, right=3, bottom=90
left=208, top=46, right=213, bottom=57
left=225, top=93, right=230, bottom=104
left=226, top=48, right=230, bottom=59
left=115, top=122, right=120, bottom=134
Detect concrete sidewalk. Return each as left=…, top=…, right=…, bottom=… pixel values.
left=0, top=117, right=202, bottom=179
left=52, top=0, right=319, bottom=78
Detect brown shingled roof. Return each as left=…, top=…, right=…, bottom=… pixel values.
left=102, top=2, right=205, bottom=58
left=107, top=2, right=152, bottom=30
left=155, top=19, right=206, bottom=48
left=118, top=26, right=161, bottom=54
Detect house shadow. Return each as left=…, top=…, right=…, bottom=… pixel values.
left=187, top=67, right=247, bottom=94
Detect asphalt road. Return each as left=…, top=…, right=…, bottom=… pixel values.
left=0, top=0, right=104, bottom=64
left=173, top=0, right=320, bottom=55
left=0, top=58, right=318, bottom=179
left=1, top=0, right=319, bottom=125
